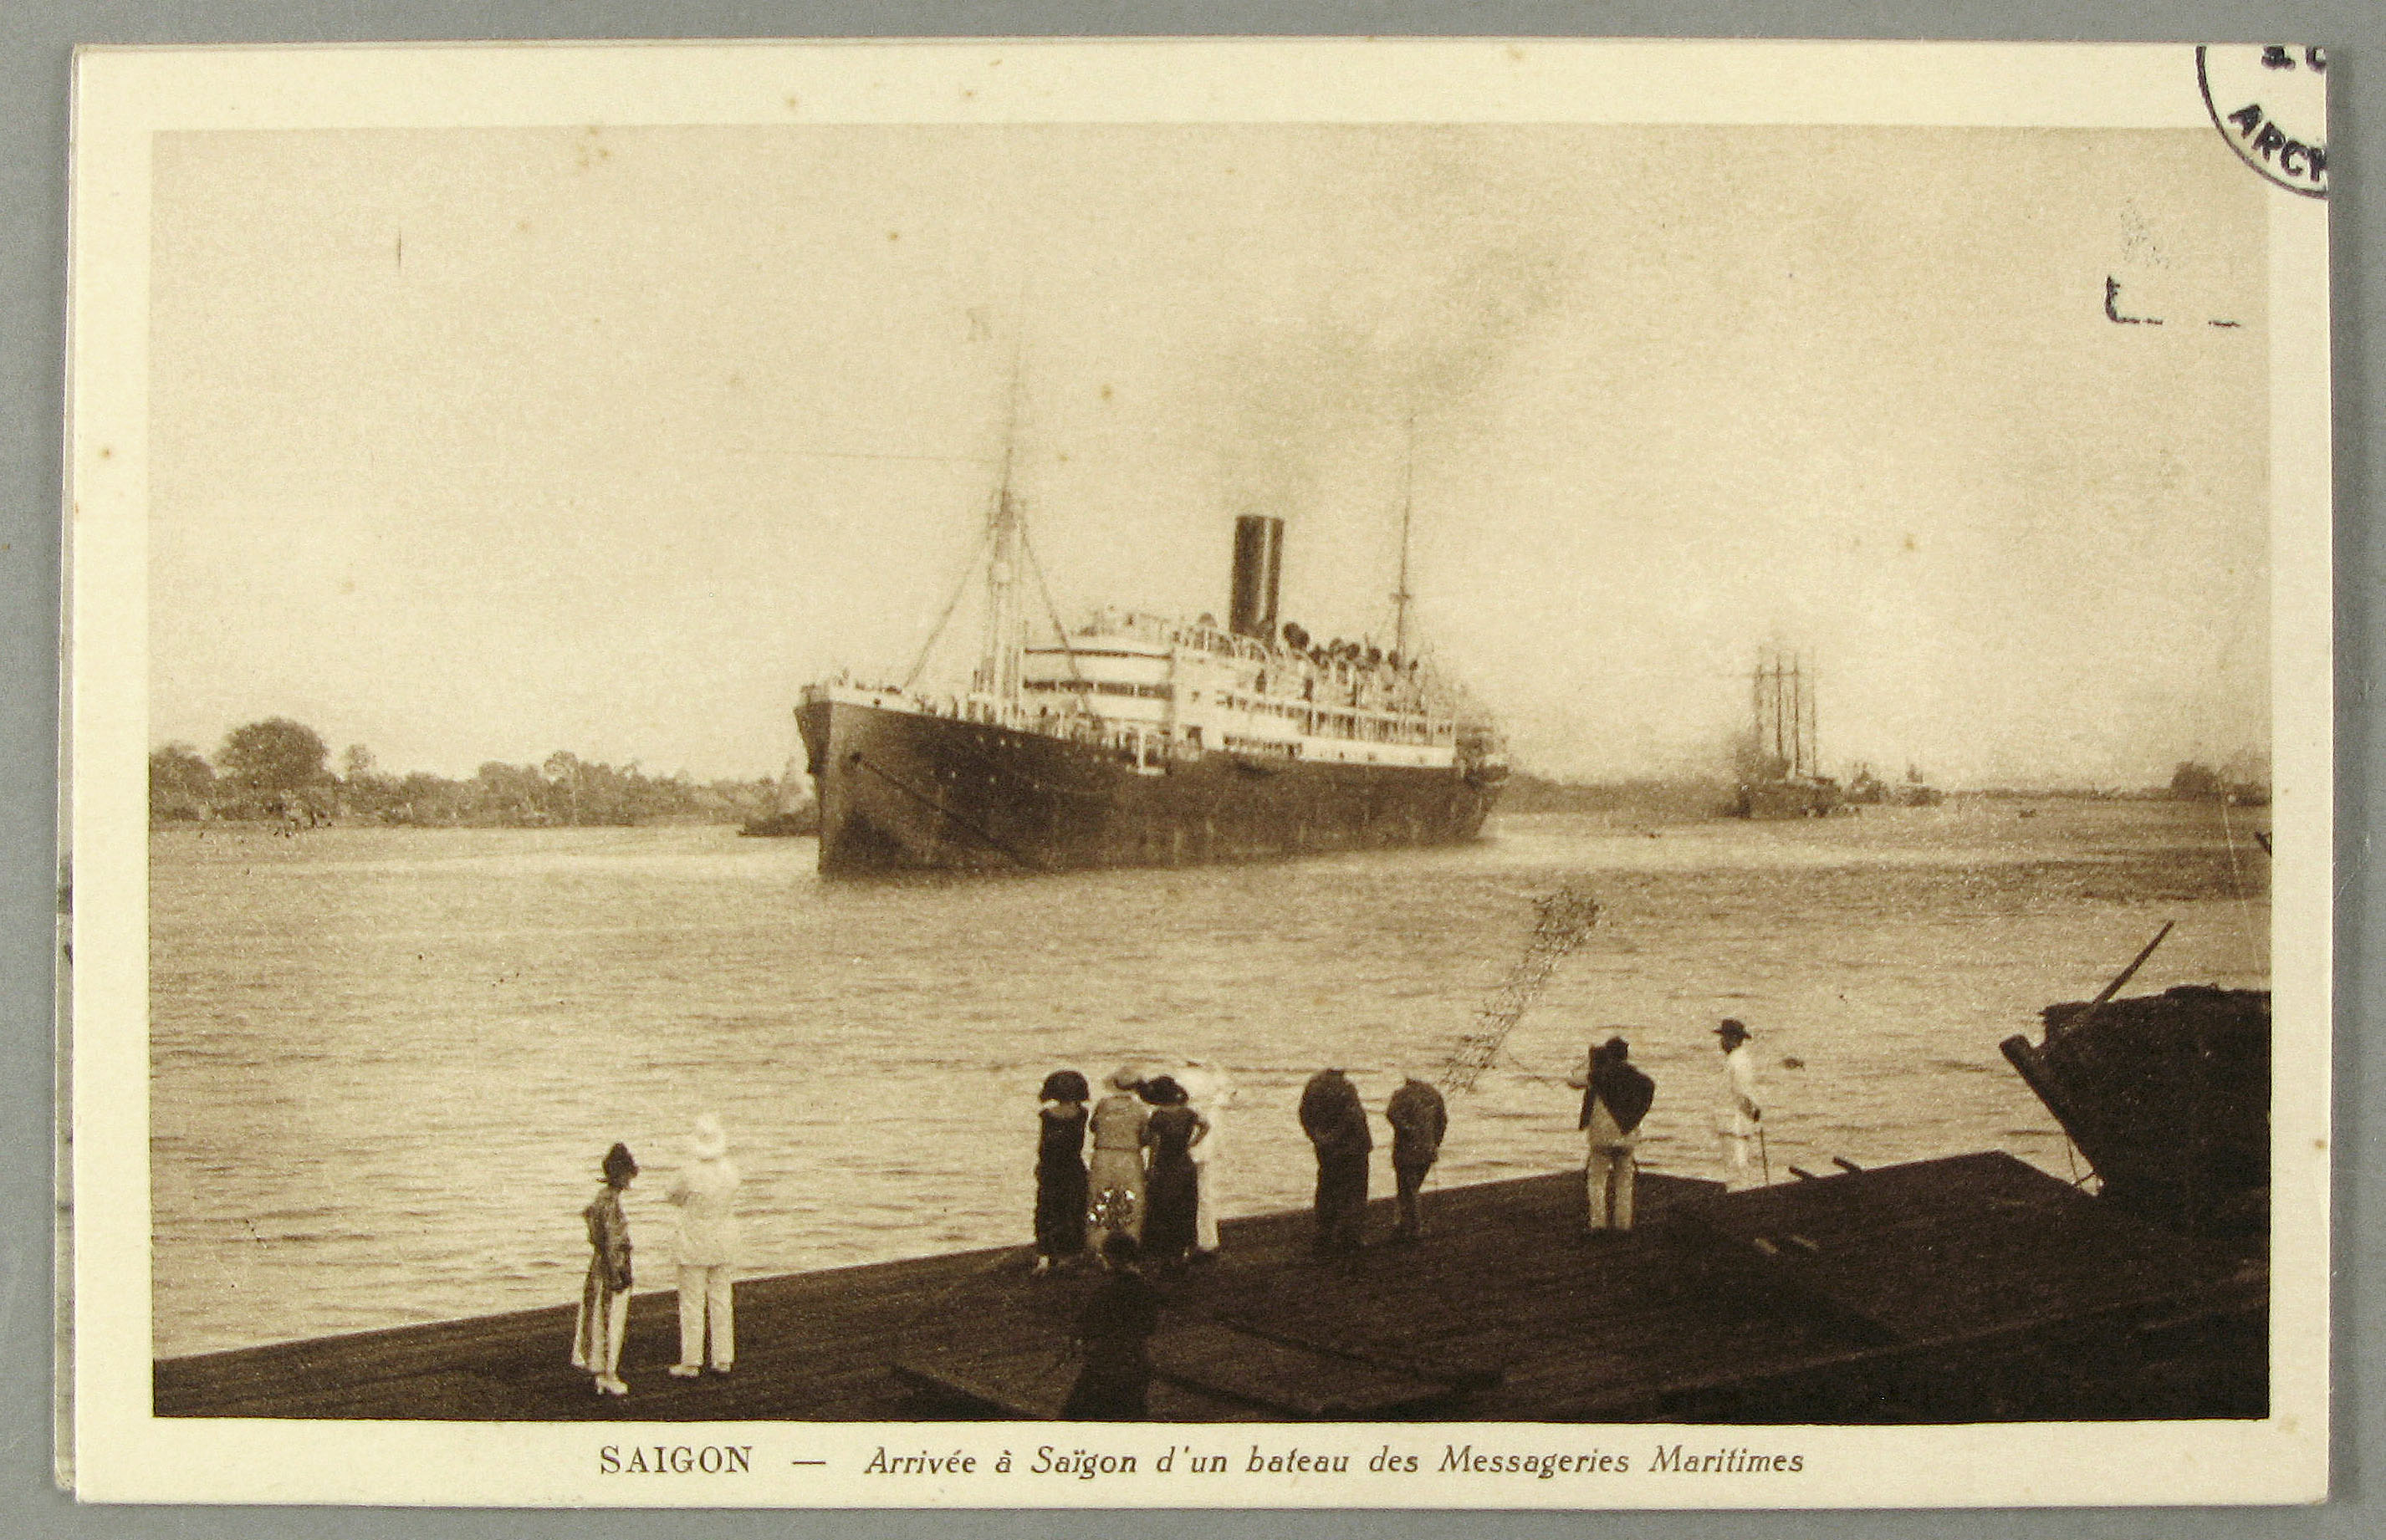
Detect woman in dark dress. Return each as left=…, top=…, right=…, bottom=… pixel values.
left=1033, top=1070, right=1091, bottom=1275
left=1060, top=1235, right=1162, bottom=1420
left=1137, top=1075, right=1208, bottom=1267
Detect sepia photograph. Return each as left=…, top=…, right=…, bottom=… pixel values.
left=63, top=38, right=2331, bottom=1507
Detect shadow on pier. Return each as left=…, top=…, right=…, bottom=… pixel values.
left=155, top=1152, right=2264, bottom=1424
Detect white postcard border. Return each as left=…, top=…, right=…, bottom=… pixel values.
left=65, top=38, right=2332, bottom=1507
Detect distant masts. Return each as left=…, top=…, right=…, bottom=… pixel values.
left=1752, top=645, right=1818, bottom=779
left=1391, top=415, right=1416, bottom=659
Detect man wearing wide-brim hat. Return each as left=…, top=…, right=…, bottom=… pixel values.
left=1711, top=1020, right=1763, bottom=1191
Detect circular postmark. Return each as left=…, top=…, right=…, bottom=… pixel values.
left=2198, top=44, right=2327, bottom=199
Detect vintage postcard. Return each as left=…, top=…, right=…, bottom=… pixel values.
left=64, top=39, right=2329, bottom=1507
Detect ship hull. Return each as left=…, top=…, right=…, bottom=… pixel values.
left=1730, top=778, right=1845, bottom=819
left=2000, top=985, right=2271, bottom=1236
left=798, top=696, right=1502, bottom=875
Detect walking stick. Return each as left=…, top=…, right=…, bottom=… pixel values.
left=1757, top=1124, right=1772, bottom=1186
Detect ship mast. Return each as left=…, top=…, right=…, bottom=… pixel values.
left=1750, top=646, right=1821, bottom=779
left=1392, top=415, right=1415, bottom=660
left=974, top=340, right=1029, bottom=709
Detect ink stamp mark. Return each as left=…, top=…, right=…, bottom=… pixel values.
left=2197, top=44, right=2327, bottom=199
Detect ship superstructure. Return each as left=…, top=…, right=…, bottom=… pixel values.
left=798, top=497, right=1505, bottom=875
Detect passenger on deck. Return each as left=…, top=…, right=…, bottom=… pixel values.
left=1087, top=1067, right=1151, bottom=1256
left=1060, top=1236, right=1163, bottom=1420
left=1137, top=1076, right=1209, bottom=1268
left=1714, top=1019, right=1763, bottom=1190
left=1033, top=1070, right=1091, bottom=1275
left=1568, top=1036, right=1656, bottom=1233
left=570, top=1142, right=637, bottom=1397
left=1176, top=1061, right=1234, bottom=1262
left=667, top=1114, right=741, bottom=1379
left=1384, top=1072, right=1448, bottom=1242
left=1298, top=1067, right=1372, bottom=1252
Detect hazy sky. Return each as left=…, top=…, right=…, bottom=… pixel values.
left=150, top=124, right=2269, bottom=786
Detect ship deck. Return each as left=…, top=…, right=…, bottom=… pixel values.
left=153, top=1153, right=2264, bottom=1424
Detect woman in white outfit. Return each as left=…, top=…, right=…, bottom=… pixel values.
left=1176, top=1062, right=1233, bottom=1259
left=667, top=1114, right=742, bottom=1377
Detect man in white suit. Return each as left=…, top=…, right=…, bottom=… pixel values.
left=667, top=1114, right=742, bottom=1377
left=1714, top=1020, right=1763, bottom=1191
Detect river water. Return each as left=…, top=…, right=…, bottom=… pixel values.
left=149, top=799, right=2269, bottom=1357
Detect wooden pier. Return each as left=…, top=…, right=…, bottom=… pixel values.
left=155, top=1152, right=2264, bottom=1424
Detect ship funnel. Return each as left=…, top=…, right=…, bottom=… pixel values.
left=1229, top=515, right=1284, bottom=641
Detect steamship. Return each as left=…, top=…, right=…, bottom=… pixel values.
left=797, top=494, right=1507, bottom=876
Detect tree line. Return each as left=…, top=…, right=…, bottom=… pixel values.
left=2167, top=760, right=2271, bottom=807
left=150, top=716, right=796, bottom=829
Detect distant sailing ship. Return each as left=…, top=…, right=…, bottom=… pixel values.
left=795, top=443, right=1506, bottom=875
left=1729, top=646, right=1844, bottom=818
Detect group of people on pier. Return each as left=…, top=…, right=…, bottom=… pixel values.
left=1040, top=1021, right=1764, bottom=1418
left=565, top=1020, right=1765, bottom=1403
left=1035, top=1064, right=1231, bottom=1274
left=1034, top=1020, right=1763, bottom=1277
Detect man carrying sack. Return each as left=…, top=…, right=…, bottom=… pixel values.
left=1567, top=1035, right=1655, bottom=1235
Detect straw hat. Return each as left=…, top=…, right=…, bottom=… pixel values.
left=688, top=1114, right=729, bottom=1160
left=1107, top=1064, right=1146, bottom=1092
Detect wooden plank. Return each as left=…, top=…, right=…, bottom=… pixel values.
left=1150, top=1322, right=1454, bottom=1418
left=1672, top=1152, right=2247, bottom=1346
left=891, top=1355, right=1069, bottom=1419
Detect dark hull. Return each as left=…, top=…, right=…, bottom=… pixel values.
left=1730, top=778, right=1845, bottom=819
left=2000, top=985, right=2271, bottom=1236
left=798, top=698, right=1502, bottom=875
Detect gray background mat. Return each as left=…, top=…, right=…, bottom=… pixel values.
left=3, top=1, right=2376, bottom=1534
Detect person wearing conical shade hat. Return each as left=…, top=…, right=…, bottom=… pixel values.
left=667, top=1114, right=742, bottom=1377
